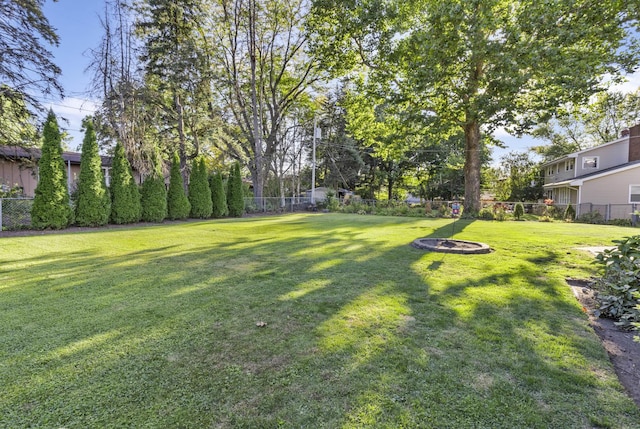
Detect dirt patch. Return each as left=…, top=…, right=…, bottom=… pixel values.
left=567, top=278, right=640, bottom=408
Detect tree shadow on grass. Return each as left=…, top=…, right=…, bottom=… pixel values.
left=0, top=214, right=638, bottom=427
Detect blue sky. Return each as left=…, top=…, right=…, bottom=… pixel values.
left=42, top=0, right=640, bottom=161
left=43, top=0, right=104, bottom=148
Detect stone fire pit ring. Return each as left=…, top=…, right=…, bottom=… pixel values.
left=411, top=238, right=492, bottom=254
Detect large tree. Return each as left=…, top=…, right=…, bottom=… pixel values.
left=208, top=0, right=324, bottom=203
left=136, top=0, right=213, bottom=186
left=532, top=89, right=640, bottom=161
left=309, top=0, right=640, bottom=213
left=0, top=0, right=62, bottom=146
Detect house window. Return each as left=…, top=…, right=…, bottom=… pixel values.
left=630, top=185, right=640, bottom=203
left=547, top=166, right=555, bottom=176
left=582, top=156, right=598, bottom=169
left=566, top=160, right=574, bottom=171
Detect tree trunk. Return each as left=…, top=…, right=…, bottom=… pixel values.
left=463, top=120, right=481, bottom=214
left=249, top=0, right=263, bottom=205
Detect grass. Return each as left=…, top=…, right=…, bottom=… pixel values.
left=1, top=213, right=639, bottom=428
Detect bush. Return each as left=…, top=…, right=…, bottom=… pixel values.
left=478, top=207, right=495, bottom=220
left=563, top=203, right=576, bottom=221
left=167, top=152, right=191, bottom=220
left=513, top=202, right=524, bottom=220
left=31, top=110, right=73, bottom=229
left=140, top=174, right=167, bottom=222
left=593, top=235, right=640, bottom=331
left=226, top=162, right=244, bottom=217
left=209, top=172, right=227, bottom=218
left=74, top=118, right=110, bottom=226
left=188, top=158, right=212, bottom=219
left=575, top=211, right=606, bottom=224
left=110, top=142, right=141, bottom=224
left=325, top=190, right=340, bottom=212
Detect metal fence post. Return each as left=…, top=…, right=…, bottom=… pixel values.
left=0, top=198, right=3, bottom=231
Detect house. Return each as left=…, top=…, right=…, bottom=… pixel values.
left=542, top=124, right=640, bottom=219
left=304, top=187, right=353, bottom=202
left=0, top=145, right=114, bottom=197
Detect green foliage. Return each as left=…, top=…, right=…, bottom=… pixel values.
left=110, top=142, right=141, bottom=224
left=209, top=172, right=227, bottom=218
left=140, top=174, right=167, bottom=223
left=188, top=158, right=212, bottom=218
left=325, top=190, right=340, bottom=212
left=477, top=208, right=493, bottom=220
left=74, top=118, right=110, bottom=226
left=564, top=204, right=576, bottom=221
left=31, top=110, right=73, bottom=229
left=167, top=152, right=190, bottom=220
left=594, top=236, right=640, bottom=330
left=513, top=202, right=525, bottom=220
left=575, top=211, right=606, bottom=224
left=226, top=162, right=244, bottom=217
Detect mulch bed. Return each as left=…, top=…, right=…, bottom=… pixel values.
left=567, top=279, right=640, bottom=408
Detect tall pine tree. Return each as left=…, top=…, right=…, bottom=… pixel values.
left=209, top=171, right=227, bottom=218
left=188, top=157, right=212, bottom=218
left=226, top=162, right=244, bottom=217
left=167, top=152, right=190, bottom=220
left=110, top=141, right=141, bottom=224
left=31, top=110, right=73, bottom=229
left=75, top=118, right=110, bottom=226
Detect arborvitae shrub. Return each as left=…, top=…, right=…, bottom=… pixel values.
left=31, top=110, right=73, bottom=229
left=75, top=118, right=110, bottom=226
left=141, top=174, right=167, bottom=222
left=167, top=152, right=191, bottom=220
left=188, top=157, right=212, bottom=218
left=110, top=142, right=141, bottom=224
left=226, top=162, right=244, bottom=217
left=513, top=202, right=525, bottom=220
left=209, top=172, right=227, bottom=218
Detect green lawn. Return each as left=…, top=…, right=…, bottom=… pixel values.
left=1, top=214, right=639, bottom=428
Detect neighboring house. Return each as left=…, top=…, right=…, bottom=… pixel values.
left=0, top=145, right=114, bottom=197
left=304, top=187, right=352, bottom=202
left=542, top=124, right=640, bottom=218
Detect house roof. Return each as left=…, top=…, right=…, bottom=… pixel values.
left=543, top=159, right=640, bottom=188
left=0, top=145, right=112, bottom=167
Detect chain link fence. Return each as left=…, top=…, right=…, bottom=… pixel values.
left=243, top=197, right=313, bottom=214
left=1, top=198, right=33, bottom=231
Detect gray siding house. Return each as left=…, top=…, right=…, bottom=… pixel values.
left=542, top=124, right=640, bottom=219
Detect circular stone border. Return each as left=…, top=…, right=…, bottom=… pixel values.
left=411, top=238, right=492, bottom=254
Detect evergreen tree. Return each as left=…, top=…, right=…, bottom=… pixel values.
left=227, top=162, right=244, bottom=217
left=167, top=152, right=191, bottom=219
left=141, top=174, right=167, bottom=222
left=110, top=142, right=141, bottom=224
left=75, top=118, right=110, bottom=226
left=140, top=148, right=167, bottom=222
left=188, top=157, right=212, bottom=218
left=31, top=110, right=73, bottom=229
left=209, top=171, right=227, bottom=218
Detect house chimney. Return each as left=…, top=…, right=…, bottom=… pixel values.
left=629, top=124, right=640, bottom=162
